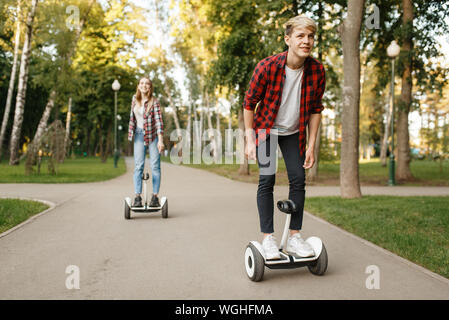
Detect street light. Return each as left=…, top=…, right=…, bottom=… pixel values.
left=387, top=40, right=400, bottom=186
left=112, top=79, right=121, bottom=168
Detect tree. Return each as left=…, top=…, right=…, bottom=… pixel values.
left=27, top=0, right=96, bottom=160
left=395, top=0, right=413, bottom=180
left=70, top=0, right=148, bottom=161
left=9, top=0, right=38, bottom=165
left=0, top=0, right=21, bottom=161
left=339, top=0, right=364, bottom=198
left=207, top=0, right=268, bottom=174
left=365, top=0, right=449, bottom=178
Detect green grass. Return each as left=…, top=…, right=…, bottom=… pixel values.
left=0, top=156, right=127, bottom=183
left=305, top=196, right=449, bottom=279
left=313, top=159, right=449, bottom=186
left=162, top=155, right=449, bottom=186
left=0, top=198, right=49, bottom=233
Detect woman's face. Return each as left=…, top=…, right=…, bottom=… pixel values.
left=138, top=78, right=151, bottom=95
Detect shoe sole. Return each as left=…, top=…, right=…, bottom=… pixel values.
left=264, top=250, right=281, bottom=260
left=286, top=248, right=315, bottom=258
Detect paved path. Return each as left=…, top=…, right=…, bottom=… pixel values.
left=0, top=158, right=448, bottom=299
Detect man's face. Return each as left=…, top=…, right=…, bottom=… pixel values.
left=284, top=27, right=315, bottom=60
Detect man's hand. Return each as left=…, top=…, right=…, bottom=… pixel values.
left=303, top=147, right=315, bottom=169
left=245, top=139, right=256, bottom=161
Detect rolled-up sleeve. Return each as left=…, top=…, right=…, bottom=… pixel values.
left=311, top=66, right=325, bottom=114
left=243, top=60, right=268, bottom=111
left=154, top=100, right=164, bottom=136
left=128, top=95, right=136, bottom=141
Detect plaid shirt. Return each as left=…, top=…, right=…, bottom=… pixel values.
left=128, top=95, right=164, bottom=146
left=243, top=51, right=325, bottom=156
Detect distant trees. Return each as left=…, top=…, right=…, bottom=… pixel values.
left=0, top=0, right=448, bottom=192
left=0, top=0, right=151, bottom=165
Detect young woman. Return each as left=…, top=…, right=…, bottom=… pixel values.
left=128, top=77, right=165, bottom=207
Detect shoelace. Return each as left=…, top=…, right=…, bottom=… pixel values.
left=289, top=234, right=306, bottom=247
left=264, top=236, right=278, bottom=251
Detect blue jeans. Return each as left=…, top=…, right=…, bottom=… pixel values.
left=133, top=127, right=161, bottom=195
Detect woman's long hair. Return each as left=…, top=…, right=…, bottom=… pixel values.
left=135, top=77, right=153, bottom=112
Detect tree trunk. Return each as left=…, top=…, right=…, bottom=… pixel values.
left=187, top=102, right=192, bottom=150
left=25, top=90, right=56, bottom=161
left=101, top=124, right=112, bottom=163
left=380, top=95, right=393, bottom=166
left=0, top=0, right=21, bottom=161
left=9, top=0, right=38, bottom=165
left=339, top=0, right=364, bottom=198
left=163, top=82, right=181, bottom=139
left=63, top=97, right=72, bottom=157
left=200, top=104, right=204, bottom=137
left=307, top=124, right=321, bottom=181
left=396, top=0, right=414, bottom=181
left=205, top=92, right=217, bottom=159
left=216, top=107, right=221, bottom=162
left=307, top=0, right=324, bottom=181
left=238, top=106, right=249, bottom=175
left=86, top=126, right=92, bottom=156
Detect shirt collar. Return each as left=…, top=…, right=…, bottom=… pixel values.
left=277, top=50, right=311, bottom=72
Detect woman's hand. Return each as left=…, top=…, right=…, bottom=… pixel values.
left=157, top=140, right=165, bottom=154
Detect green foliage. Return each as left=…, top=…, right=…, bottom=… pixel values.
left=0, top=156, right=126, bottom=183
left=207, top=0, right=268, bottom=107
left=366, top=0, right=449, bottom=105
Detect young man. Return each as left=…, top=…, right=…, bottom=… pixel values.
left=243, top=15, right=325, bottom=259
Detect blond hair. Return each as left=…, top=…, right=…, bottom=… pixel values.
left=284, top=15, right=317, bottom=36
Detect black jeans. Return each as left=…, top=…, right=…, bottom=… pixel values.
left=256, top=132, right=305, bottom=233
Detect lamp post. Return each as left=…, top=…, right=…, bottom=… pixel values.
left=112, top=79, right=121, bottom=168
left=387, top=40, right=400, bottom=186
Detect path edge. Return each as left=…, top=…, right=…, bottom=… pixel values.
left=304, top=210, right=449, bottom=286
left=0, top=196, right=56, bottom=239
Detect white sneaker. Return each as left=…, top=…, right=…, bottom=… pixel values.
left=286, top=233, right=315, bottom=257
left=262, top=234, right=281, bottom=260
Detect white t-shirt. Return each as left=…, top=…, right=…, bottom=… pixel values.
left=134, top=100, right=146, bottom=129
left=273, top=65, right=304, bottom=136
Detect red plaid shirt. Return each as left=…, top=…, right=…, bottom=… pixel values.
left=243, top=51, right=325, bottom=156
left=128, top=95, right=164, bottom=146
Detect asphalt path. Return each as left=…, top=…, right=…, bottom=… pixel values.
left=0, top=158, right=448, bottom=299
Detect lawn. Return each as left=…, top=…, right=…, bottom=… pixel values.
left=162, top=155, right=449, bottom=186
left=304, top=195, right=449, bottom=279
left=0, top=156, right=127, bottom=183
left=0, top=198, right=49, bottom=234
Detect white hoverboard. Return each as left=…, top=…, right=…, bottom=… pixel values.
left=124, top=171, right=168, bottom=219
left=244, top=200, right=328, bottom=281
